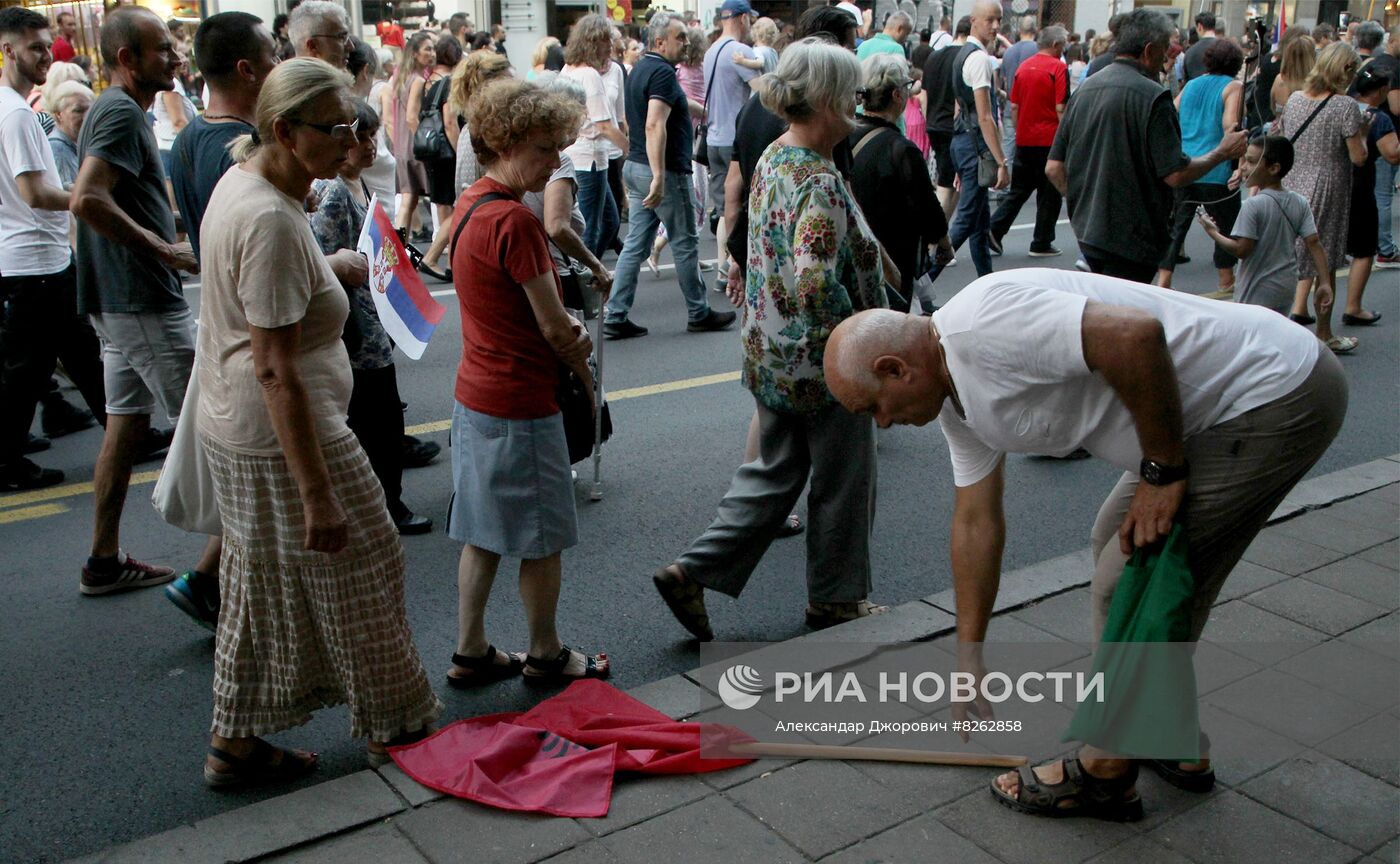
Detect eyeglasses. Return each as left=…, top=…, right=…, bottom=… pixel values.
left=901, top=79, right=916, bottom=92
left=312, top=32, right=353, bottom=45
left=295, top=116, right=360, bottom=142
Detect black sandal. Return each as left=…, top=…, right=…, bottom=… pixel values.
left=522, top=645, right=610, bottom=685
left=447, top=644, right=525, bottom=689
left=204, top=739, right=318, bottom=789
left=1146, top=731, right=1215, bottom=793
left=990, top=758, right=1143, bottom=822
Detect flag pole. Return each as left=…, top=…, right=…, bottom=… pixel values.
left=727, top=741, right=1030, bottom=768
left=589, top=304, right=605, bottom=502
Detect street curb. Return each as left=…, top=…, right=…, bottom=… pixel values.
left=66, top=455, right=1400, bottom=864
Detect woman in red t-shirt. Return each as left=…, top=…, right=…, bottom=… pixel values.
left=445, top=79, right=612, bottom=686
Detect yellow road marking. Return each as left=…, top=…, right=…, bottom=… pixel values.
left=0, top=469, right=163, bottom=510
left=0, top=503, right=69, bottom=524
left=2, top=370, right=743, bottom=516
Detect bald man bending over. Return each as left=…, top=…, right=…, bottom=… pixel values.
left=824, top=268, right=1347, bottom=820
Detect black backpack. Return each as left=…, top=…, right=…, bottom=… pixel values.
left=412, top=76, right=454, bottom=162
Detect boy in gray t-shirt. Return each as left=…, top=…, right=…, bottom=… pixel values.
left=1198, top=136, right=1329, bottom=316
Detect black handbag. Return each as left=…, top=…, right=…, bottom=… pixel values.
left=693, top=38, right=733, bottom=169
left=412, top=77, right=455, bottom=162
left=557, top=368, right=612, bottom=465
left=451, top=191, right=613, bottom=465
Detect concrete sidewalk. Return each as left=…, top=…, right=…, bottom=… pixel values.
left=72, top=458, right=1400, bottom=864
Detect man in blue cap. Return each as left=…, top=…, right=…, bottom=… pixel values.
left=701, top=0, right=758, bottom=288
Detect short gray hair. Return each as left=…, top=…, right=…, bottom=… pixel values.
left=46, top=79, right=92, bottom=115
left=288, top=1, right=348, bottom=50
left=1019, top=14, right=1038, bottom=35
left=758, top=36, right=861, bottom=123
left=1114, top=8, right=1173, bottom=58
left=886, top=11, right=912, bottom=33
left=646, top=11, right=681, bottom=49
left=1038, top=25, right=1067, bottom=49
left=533, top=70, right=586, bottom=107
left=1354, top=21, right=1385, bottom=52
left=859, top=52, right=908, bottom=113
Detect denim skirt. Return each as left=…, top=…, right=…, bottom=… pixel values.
left=447, top=402, right=578, bottom=558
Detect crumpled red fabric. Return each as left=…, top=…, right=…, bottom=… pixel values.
left=390, top=679, right=752, bottom=817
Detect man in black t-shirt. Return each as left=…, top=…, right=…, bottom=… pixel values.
left=924, top=15, right=971, bottom=217
left=163, top=11, right=277, bottom=630
left=603, top=12, right=735, bottom=339
left=170, top=12, right=276, bottom=260
left=1181, top=11, right=1217, bottom=84
left=1352, top=22, right=1400, bottom=263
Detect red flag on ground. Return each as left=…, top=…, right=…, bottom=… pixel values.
left=390, top=680, right=752, bottom=817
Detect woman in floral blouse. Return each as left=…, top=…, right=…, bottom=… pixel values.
left=652, top=38, right=890, bottom=642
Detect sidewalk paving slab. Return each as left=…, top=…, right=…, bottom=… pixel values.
left=624, top=674, right=721, bottom=719
left=1241, top=532, right=1348, bottom=576
left=1203, top=667, right=1381, bottom=747
left=1210, top=560, right=1292, bottom=604
left=1314, top=712, right=1400, bottom=786
left=1082, top=835, right=1197, bottom=864
left=1356, top=538, right=1399, bottom=569
left=724, top=759, right=932, bottom=859
left=1298, top=554, right=1400, bottom=607
left=934, top=788, right=1138, bottom=864
left=1144, top=790, right=1361, bottom=864
left=596, top=795, right=806, bottom=864
left=1267, top=510, right=1398, bottom=555
left=259, top=824, right=431, bottom=864
left=1197, top=601, right=1328, bottom=665
left=1241, top=577, right=1389, bottom=636
left=375, top=761, right=446, bottom=808
left=1273, top=639, right=1400, bottom=712
left=1339, top=612, right=1400, bottom=660
left=1238, top=752, right=1400, bottom=852
left=392, top=798, right=593, bottom=864
left=819, top=812, right=1004, bottom=864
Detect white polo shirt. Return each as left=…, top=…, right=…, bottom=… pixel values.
left=932, top=269, right=1321, bottom=486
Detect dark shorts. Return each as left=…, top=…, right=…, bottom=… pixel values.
left=1346, top=177, right=1379, bottom=259
left=929, top=130, right=955, bottom=188
left=426, top=157, right=457, bottom=207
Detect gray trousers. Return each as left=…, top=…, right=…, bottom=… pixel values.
left=1089, top=351, right=1349, bottom=642
left=677, top=398, right=876, bottom=603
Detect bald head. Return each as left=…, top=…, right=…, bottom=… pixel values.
left=826, top=310, right=947, bottom=428
left=968, top=0, right=1003, bottom=45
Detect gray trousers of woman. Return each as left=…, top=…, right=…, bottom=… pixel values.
left=676, top=397, right=877, bottom=604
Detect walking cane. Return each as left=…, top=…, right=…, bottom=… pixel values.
left=589, top=308, right=605, bottom=502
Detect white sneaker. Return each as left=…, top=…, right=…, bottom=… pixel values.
left=1075, top=258, right=1091, bottom=273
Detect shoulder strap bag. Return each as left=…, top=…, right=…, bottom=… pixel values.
left=694, top=38, right=734, bottom=168
left=451, top=190, right=612, bottom=464
left=1284, top=92, right=1334, bottom=144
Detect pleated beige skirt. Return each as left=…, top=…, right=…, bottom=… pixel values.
left=203, top=432, right=442, bottom=741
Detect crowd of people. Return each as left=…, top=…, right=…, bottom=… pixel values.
left=0, top=0, right=1393, bottom=821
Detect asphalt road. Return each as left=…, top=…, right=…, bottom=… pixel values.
left=2, top=201, right=1397, bottom=863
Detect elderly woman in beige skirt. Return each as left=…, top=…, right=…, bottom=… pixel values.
left=197, top=58, right=441, bottom=786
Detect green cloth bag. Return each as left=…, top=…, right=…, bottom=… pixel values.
left=1064, top=524, right=1200, bottom=760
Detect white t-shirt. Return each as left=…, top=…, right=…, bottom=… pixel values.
left=932, top=269, right=1321, bottom=487
left=154, top=78, right=196, bottom=150
left=196, top=167, right=352, bottom=456
left=602, top=61, right=627, bottom=162
left=0, top=86, right=70, bottom=276
left=561, top=64, right=615, bottom=171
left=962, top=36, right=995, bottom=92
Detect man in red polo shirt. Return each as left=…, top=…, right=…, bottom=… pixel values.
left=51, top=10, right=77, bottom=61
left=990, top=24, right=1069, bottom=256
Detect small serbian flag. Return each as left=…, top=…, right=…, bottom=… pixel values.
left=356, top=196, right=445, bottom=360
